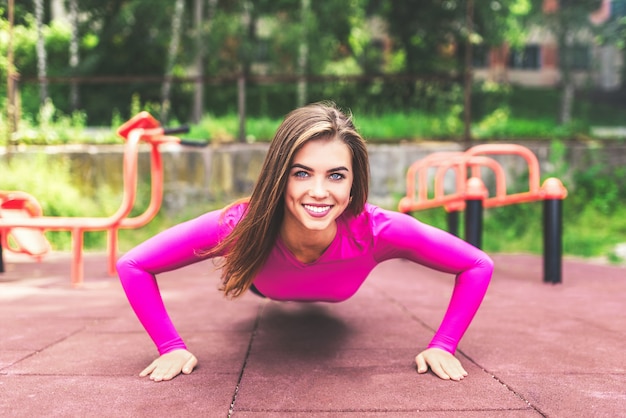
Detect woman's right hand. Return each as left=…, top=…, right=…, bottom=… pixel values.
left=139, top=349, right=198, bottom=382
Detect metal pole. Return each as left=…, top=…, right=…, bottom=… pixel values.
left=543, top=198, right=563, bottom=283
left=464, top=199, right=483, bottom=248
left=447, top=210, right=460, bottom=237
left=464, top=177, right=486, bottom=248
left=541, top=177, right=567, bottom=284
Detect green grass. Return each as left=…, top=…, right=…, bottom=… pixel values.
left=354, top=110, right=464, bottom=141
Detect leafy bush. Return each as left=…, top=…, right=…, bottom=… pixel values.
left=0, top=154, right=120, bottom=249
left=6, top=87, right=624, bottom=146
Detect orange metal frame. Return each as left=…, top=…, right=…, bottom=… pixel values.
left=0, top=112, right=183, bottom=286
left=398, top=144, right=567, bottom=214
left=0, top=190, right=51, bottom=258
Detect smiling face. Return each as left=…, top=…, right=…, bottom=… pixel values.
left=281, top=136, right=353, bottom=238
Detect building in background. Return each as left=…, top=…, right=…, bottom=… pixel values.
left=473, top=0, right=624, bottom=91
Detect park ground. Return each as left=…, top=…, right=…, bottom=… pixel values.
left=1, top=251, right=625, bottom=417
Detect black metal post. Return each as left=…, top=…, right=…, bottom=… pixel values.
left=543, top=198, right=563, bottom=284
left=0, top=234, right=4, bottom=273
left=464, top=199, right=483, bottom=249
left=447, top=210, right=460, bottom=237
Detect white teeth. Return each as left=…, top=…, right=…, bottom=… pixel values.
left=304, top=205, right=330, bottom=213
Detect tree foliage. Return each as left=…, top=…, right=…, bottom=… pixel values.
left=2, top=0, right=619, bottom=127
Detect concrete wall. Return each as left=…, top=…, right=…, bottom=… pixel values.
left=2, top=140, right=625, bottom=214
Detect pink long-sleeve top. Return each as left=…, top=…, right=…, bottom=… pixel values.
left=117, top=203, right=493, bottom=356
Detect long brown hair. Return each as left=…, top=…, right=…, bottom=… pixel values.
left=213, top=102, right=369, bottom=298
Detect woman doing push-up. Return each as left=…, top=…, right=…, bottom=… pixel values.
left=116, top=102, right=493, bottom=382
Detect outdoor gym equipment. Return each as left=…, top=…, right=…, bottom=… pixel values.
left=0, top=112, right=202, bottom=286
left=0, top=190, right=51, bottom=258
left=398, top=143, right=568, bottom=283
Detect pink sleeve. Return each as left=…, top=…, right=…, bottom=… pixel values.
left=373, top=208, right=493, bottom=354
left=116, top=209, right=234, bottom=355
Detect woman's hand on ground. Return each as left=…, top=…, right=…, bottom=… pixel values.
left=139, top=349, right=198, bottom=382
left=415, top=347, right=468, bottom=381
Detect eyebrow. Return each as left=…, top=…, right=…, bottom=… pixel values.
left=291, top=163, right=350, bottom=173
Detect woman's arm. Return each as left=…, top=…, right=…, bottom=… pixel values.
left=116, top=209, right=231, bottom=380
left=419, top=231, right=493, bottom=354
left=373, top=208, right=493, bottom=378
left=374, top=208, right=493, bottom=352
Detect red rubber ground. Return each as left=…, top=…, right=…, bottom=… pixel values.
left=1, top=251, right=624, bottom=417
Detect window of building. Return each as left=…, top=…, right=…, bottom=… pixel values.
left=569, top=45, right=590, bottom=70
left=472, top=45, right=489, bottom=68
left=611, top=0, right=626, bottom=19
left=508, top=44, right=541, bottom=70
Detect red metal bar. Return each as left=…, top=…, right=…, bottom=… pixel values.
left=0, top=112, right=182, bottom=286
left=398, top=143, right=560, bottom=214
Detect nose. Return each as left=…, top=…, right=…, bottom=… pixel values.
left=308, top=178, right=329, bottom=199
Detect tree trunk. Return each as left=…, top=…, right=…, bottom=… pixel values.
left=238, top=74, right=246, bottom=142
left=463, top=0, right=474, bottom=149
left=238, top=1, right=254, bottom=143
left=560, top=81, right=574, bottom=125
left=6, top=0, right=17, bottom=152
left=192, top=0, right=218, bottom=124
left=161, top=0, right=185, bottom=123
left=34, top=0, right=48, bottom=105
left=69, top=0, right=80, bottom=111
left=50, top=0, right=67, bottom=21
left=296, top=0, right=310, bottom=107
left=558, top=29, right=574, bottom=126
left=191, top=0, right=205, bottom=124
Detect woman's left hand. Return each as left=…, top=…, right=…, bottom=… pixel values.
left=415, top=347, right=468, bottom=381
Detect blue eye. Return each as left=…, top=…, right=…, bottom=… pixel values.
left=294, top=170, right=309, bottom=178
left=329, top=173, right=345, bottom=181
